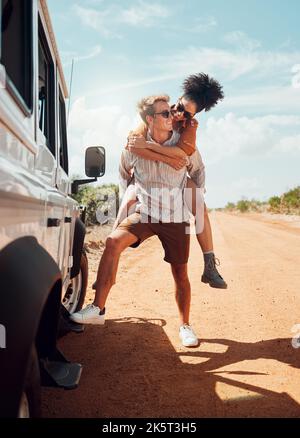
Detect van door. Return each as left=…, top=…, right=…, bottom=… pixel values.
left=55, top=84, right=79, bottom=285
left=36, top=15, right=64, bottom=266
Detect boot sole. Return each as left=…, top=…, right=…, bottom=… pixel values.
left=201, top=275, right=228, bottom=289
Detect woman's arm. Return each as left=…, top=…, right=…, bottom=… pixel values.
left=129, top=147, right=187, bottom=170
left=128, top=118, right=199, bottom=157
left=129, top=136, right=187, bottom=158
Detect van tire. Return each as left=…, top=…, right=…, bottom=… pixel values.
left=75, top=250, right=88, bottom=312
left=18, top=346, right=41, bottom=418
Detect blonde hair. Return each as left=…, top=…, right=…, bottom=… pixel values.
left=137, top=94, right=170, bottom=124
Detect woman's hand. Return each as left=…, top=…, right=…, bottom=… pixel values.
left=166, top=156, right=188, bottom=170
left=128, top=135, right=148, bottom=150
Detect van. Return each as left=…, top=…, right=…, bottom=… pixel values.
left=0, top=0, right=105, bottom=417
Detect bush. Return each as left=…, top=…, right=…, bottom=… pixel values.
left=225, top=202, right=235, bottom=211
left=282, top=187, right=300, bottom=210
left=268, top=196, right=281, bottom=212
left=72, top=184, right=119, bottom=226
left=236, top=200, right=250, bottom=213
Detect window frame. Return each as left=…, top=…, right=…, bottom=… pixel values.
left=38, top=14, right=55, bottom=156
left=58, top=87, right=69, bottom=175
left=0, top=0, right=33, bottom=116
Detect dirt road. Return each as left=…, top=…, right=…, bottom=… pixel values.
left=42, top=212, right=300, bottom=418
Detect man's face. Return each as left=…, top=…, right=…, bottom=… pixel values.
left=150, top=100, right=173, bottom=133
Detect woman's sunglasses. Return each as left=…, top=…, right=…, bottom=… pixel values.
left=172, top=100, right=194, bottom=119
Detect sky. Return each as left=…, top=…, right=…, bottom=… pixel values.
left=48, top=0, right=300, bottom=208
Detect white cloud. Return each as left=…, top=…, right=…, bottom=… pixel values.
left=162, top=16, right=217, bottom=35
left=61, top=45, right=102, bottom=66
left=201, top=113, right=300, bottom=164
left=73, top=5, right=122, bottom=38
left=153, top=46, right=300, bottom=81
left=119, top=1, right=170, bottom=26
left=67, top=97, right=137, bottom=180
left=223, top=86, right=300, bottom=113
left=276, top=134, right=300, bottom=153
left=224, top=31, right=261, bottom=51
left=73, top=1, right=171, bottom=37
left=291, top=64, right=300, bottom=89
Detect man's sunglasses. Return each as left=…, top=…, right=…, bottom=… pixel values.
left=153, top=110, right=173, bottom=119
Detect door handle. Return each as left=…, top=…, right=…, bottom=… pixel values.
left=47, top=218, right=61, bottom=227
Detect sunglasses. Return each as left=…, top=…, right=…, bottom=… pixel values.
left=172, top=100, right=194, bottom=119
left=153, top=110, right=173, bottom=119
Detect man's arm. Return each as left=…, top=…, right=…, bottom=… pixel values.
left=119, top=150, right=135, bottom=195
left=187, top=148, right=206, bottom=188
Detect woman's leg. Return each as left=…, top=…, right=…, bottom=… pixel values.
left=112, top=184, right=138, bottom=231
left=185, top=177, right=227, bottom=289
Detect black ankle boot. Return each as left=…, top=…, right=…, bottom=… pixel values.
left=202, top=253, right=227, bottom=289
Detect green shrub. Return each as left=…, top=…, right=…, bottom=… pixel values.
left=72, top=184, right=119, bottom=225
left=236, top=200, right=250, bottom=213
left=268, top=196, right=281, bottom=212
left=225, top=202, right=235, bottom=211
left=282, top=187, right=300, bottom=210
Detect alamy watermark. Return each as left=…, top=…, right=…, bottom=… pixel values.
left=95, top=186, right=205, bottom=234
left=291, top=64, right=300, bottom=89
left=0, top=324, right=6, bottom=349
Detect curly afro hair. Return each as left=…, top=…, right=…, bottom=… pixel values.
left=182, top=73, right=224, bottom=113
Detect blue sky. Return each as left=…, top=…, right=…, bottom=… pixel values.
left=48, top=0, right=300, bottom=207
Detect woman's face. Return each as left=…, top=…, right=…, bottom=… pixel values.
left=172, top=97, right=197, bottom=122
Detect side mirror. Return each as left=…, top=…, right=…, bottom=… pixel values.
left=71, top=146, right=106, bottom=195
left=85, top=146, right=105, bottom=178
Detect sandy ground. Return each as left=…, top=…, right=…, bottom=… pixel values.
left=42, top=211, right=300, bottom=418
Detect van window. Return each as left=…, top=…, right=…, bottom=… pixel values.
left=59, top=90, right=68, bottom=174
left=1, top=0, right=33, bottom=113
left=38, top=17, right=55, bottom=156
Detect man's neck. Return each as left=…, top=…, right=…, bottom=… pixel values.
left=150, top=127, right=172, bottom=144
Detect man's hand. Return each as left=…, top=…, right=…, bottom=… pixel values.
left=128, top=135, right=148, bottom=149
left=167, top=156, right=188, bottom=170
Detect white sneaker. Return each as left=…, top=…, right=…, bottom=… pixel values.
left=179, top=324, right=199, bottom=347
left=69, top=304, right=105, bottom=325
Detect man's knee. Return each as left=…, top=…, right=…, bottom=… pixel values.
left=171, top=264, right=189, bottom=283
left=105, top=236, right=123, bottom=254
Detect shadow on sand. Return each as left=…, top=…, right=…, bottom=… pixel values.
left=46, top=317, right=300, bottom=418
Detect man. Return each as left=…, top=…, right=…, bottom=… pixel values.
left=71, top=95, right=205, bottom=347
left=127, top=74, right=227, bottom=289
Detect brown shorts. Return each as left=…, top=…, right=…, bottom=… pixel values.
left=117, top=213, right=190, bottom=265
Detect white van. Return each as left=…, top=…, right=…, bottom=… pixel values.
left=0, top=0, right=105, bottom=417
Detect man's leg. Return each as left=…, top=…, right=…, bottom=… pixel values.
left=94, top=229, right=138, bottom=309
left=70, top=228, right=138, bottom=324
left=171, top=263, right=198, bottom=348
left=171, top=263, right=191, bottom=325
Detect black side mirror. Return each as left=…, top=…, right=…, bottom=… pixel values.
left=85, top=146, right=105, bottom=178
left=71, top=146, right=106, bottom=194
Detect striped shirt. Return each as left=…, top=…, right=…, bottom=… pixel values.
left=119, top=130, right=205, bottom=223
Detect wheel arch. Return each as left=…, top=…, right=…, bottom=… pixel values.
left=0, top=236, right=62, bottom=417
left=70, top=217, right=86, bottom=279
